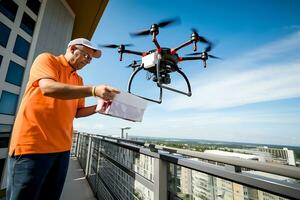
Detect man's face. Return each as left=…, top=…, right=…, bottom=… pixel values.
left=70, top=45, right=94, bottom=70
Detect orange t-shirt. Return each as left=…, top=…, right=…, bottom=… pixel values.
left=9, top=53, right=85, bottom=156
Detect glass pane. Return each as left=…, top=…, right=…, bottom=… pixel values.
left=101, top=140, right=154, bottom=181
left=168, top=163, right=290, bottom=200
left=13, top=35, right=30, bottom=60
left=6, top=61, right=24, bottom=86
left=0, top=159, right=6, bottom=180
left=0, top=0, right=18, bottom=22
left=26, top=0, right=41, bottom=15
left=0, top=137, right=10, bottom=148
left=0, top=91, right=19, bottom=115
left=20, top=12, right=36, bottom=36
left=0, top=22, right=11, bottom=48
left=0, top=124, right=12, bottom=133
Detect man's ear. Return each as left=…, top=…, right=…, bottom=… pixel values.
left=70, top=45, right=76, bottom=54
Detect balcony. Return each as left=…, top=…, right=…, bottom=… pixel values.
left=69, top=132, right=300, bottom=200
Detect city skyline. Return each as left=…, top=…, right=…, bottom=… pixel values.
left=74, top=0, right=300, bottom=146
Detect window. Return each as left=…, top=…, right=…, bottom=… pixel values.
left=26, top=0, right=41, bottom=15
left=6, top=61, right=24, bottom=86
left=13, top=35, right=30, bottom=60
left=20, top=12, right=36, bottom=36
left=0, top=55, right=3, bottom=66
left=0, top=124, right=12, bottom=134
left=0, top=124, right=11, bottom=148
left=0, top=137, right=10, bottom=148
left=0, top=91, right=19, bottom=115
left=0, top=22, right=11, bottom=48
left=0, top=0, right=18, bottom=22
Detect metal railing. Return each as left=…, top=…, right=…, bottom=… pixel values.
left=71, top=132, right=300, bottom=200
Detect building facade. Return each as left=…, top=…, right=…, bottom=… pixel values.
left=0, top=0, right=108, bottom=189
left=258, top=147, right=296, bottom=166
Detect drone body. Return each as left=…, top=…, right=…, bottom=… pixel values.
left=99, top=18, right=220, bottom=103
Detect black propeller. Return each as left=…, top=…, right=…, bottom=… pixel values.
left=130, top=17, right=180, bottom=37
left=191, top=28, right=211, bottom=44
left=98, top=44, right=133, bottom=48
left=157, top=17, right=180, bottom=28
left=186, top=43, right=221, bottom=59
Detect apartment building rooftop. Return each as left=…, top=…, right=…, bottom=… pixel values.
left=204, top=149, right=260, bottom=160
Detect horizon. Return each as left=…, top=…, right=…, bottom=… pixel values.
left=130, top=135, right=300, bottom=148
left=81, top=131, right=300, bottom=148
left=74, top=0, right=300, bottom=147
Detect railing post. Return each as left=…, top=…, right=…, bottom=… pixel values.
left=78, top=134, right=82, bottom=159
left=74, top=132, right=79, bottom=157
left=225, top=164, right=241, bottom=173
left=154, top=157, right=168, bottom=200
left=85, top=135, right=92, bottom=176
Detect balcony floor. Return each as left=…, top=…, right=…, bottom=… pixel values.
left=61, top=157, right=96, bottom=200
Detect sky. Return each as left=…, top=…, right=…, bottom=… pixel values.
left=74, top=0, right=300, bottom=146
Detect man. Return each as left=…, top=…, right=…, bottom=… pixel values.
left=6, top=38, right=120, bottom=200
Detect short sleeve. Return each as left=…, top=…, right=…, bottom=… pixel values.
left=30, top=53, right=60, bottom=87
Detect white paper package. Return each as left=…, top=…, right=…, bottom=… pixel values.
left=95, top=91, right=148, bottom=122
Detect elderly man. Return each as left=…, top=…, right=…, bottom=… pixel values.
left=7, top=38, right=119, bottom=200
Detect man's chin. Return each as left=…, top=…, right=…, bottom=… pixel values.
left=77, top=63, right=86, bottom=70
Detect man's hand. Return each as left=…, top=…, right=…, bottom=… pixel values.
left=95, top=85, right=120, bottom=101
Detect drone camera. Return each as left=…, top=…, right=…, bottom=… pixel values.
left=160, top=73, right=171, bottom=84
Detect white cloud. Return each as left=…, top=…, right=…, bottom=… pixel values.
left=165, top=31, right=300, bottom=111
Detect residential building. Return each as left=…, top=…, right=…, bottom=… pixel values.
left=258, top=146, right=296, bottom=166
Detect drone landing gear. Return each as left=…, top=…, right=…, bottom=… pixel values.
left=127, top=61, right=192, bottom=104
left=127, top=66, right=162, bottom=103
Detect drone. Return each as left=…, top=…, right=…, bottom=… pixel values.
left=99, top=18, right=220, bottom=103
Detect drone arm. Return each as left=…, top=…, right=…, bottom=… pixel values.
left=179, top=56, right=203, bottom=61
left=152, top=33, right=161, bottom=50
left=179, top=56, right=208, bottom=68
left=171, top=40, right=193, bottom=54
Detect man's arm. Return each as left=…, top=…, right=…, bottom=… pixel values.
left=75, top=105, right=97, bottom=118
left=39, top=79, right=119, bottom=100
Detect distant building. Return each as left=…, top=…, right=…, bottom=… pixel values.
left=181, top=150, right=293, bottom=200
left=230, top=148, right=273, bottom=162
left=204, top=150, right=260, bottom=160
left=257, top=147, right=296, bottom=166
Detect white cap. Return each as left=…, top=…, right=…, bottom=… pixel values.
left=68, top=38, right=101, bottom=58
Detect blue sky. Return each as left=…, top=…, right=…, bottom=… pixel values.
left=74, top=0, right=300, bottom=146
